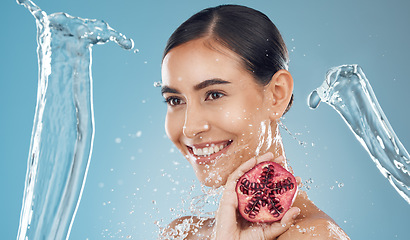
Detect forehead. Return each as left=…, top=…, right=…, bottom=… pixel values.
left=161, top=38, right=249, bottom=86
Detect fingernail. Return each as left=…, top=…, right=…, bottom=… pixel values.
left=292, top=208, right=301, bottom=219
left=262, top=152, right=273, bottom=158
left=275, top=155, right=285, bottom=161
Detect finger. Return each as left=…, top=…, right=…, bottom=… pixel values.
left=222, top=152, right=275, bottom=208
left=225, top=152, right=275, bottom=189
left=222, top=152, right=277, bottom=205
left=214, top=155, right=269, bottom=238
left=219, top=157, right=257, bottom=210
left=280, top=207, right=300, bottom=226
left=255, top=152, right=275, bottom=164
left=224, top=157, right=256, bottom=190
left=296, top=176, right=302, bottom=187
left=270, top=155, right=286, bottom=165
left=262, top=207, right=300, bottom=238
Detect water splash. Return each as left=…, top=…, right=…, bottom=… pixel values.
left=159, top=184, right=221, bottom=239
left=16, top=0, right=133, bottom=239
left=308, top=64, right=410, bottom=204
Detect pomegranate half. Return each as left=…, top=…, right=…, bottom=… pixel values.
left=236, top=161, right=298, bottom=223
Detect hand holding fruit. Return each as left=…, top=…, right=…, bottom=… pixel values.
left=212, top=152, right=300, bottom=240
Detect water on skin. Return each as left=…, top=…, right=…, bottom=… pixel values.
left=16, top=0, right=133, bottom=239
left=161, top=117, right=281, bottom=238
left=308, top=64, right=410, bottom=204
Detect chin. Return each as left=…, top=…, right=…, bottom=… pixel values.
left=201, top=179, right=224, bottom=188
left=196, top=171, right=227, bottom=188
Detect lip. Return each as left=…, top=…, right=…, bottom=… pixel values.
left=186, top=140, right=233, bottom=165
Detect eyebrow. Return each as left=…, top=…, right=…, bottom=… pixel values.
left=193, top=79, right=231, bottom=90
left=161, top=78, right=231, bottom=96
left=161, top=86, right=180, bottom=95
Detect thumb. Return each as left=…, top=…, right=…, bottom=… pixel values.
left=262, top=207, right=300, bottom=238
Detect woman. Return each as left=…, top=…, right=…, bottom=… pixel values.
left=160, top=4, right=350, bottom=239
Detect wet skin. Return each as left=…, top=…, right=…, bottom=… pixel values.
left=161, top=38, right=290, bottom=187
left=161, top=38, right=350, bottom=239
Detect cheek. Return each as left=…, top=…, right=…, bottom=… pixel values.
left=215, top=104, right=262, bottom=136
left=216, top=104, right=268, bottom=158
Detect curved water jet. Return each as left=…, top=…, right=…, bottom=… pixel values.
left=309, top=64, right=410, bottom=204
left=16, top=0, right=133, bottom=239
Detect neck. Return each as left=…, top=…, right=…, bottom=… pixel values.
left=266, top=122, right=287, bottom=167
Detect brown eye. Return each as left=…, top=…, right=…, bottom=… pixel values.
left=165, top=97, right=185, bottom=106
left=206, top=91, right=225, bottom=101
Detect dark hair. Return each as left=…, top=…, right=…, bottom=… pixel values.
left=163, top=4, right=293, bottom=114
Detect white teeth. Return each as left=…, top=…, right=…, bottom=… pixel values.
left=196, top=148, right=203, bottom=155
left=192, top=143, right=229, bottom=156
left=208, top=147, right=214, bottom=154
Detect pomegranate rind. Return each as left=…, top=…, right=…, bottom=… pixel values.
left=235, top=161, right=298, bottom=223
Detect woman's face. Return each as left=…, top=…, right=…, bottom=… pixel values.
left=161, top=38, right=278, bottom=187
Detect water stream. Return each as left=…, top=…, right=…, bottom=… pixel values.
left=16, top=0, right=410, bottom=238
left=308, top=64, right=410, bottom=204
left=16, top=0, right=133, bottom=239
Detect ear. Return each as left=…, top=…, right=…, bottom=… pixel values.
left=264, top=69, right=294, bottom=120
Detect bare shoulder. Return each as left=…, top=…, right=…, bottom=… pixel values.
left=160, top=216, right=214, bottom=240
left=278, top=216, right=350, bottom=240
left=278, top=191, right=350, bottom=240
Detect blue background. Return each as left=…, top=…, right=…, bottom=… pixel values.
left=1, top=0, right=409, bottom=239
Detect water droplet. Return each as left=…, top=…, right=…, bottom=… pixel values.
left=153, top=81, right=162, bottom=87
left=133, top=48, right=140, bottom=53
left=115, top=137, right=122, bottom=143
left=307, top=90, right=321, bottom=109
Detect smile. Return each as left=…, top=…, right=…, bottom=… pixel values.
left=193, top=143, right=229, bottom=156
left=187, top=140, right=233, bottom=158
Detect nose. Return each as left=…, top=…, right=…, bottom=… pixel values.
left=183, top=104, right=210, bottom=138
